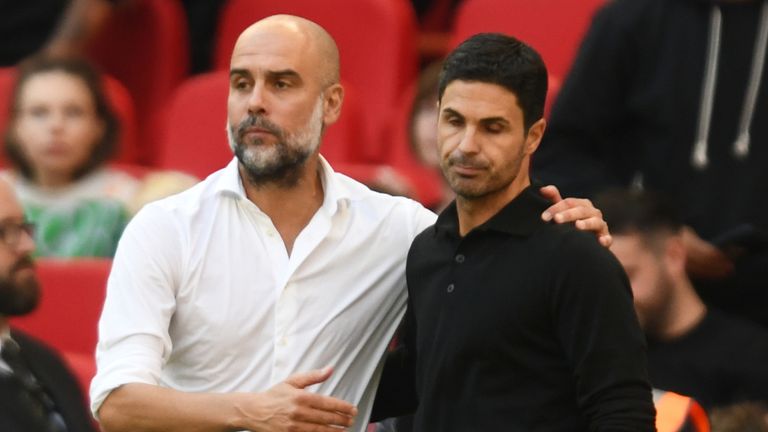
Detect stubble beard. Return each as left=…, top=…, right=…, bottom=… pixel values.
left=228, top=97, right=324, bottom=188
left=442, top=145, right=525, bottom=200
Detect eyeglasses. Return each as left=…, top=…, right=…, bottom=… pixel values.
left=0, top=221, right=35, bottom=248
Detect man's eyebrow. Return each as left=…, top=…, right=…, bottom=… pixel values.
left=480, top=116, right=510, bottom=126
left=266, top=69, right=301, bottom=81
left=229, top=68, right=251, bottom=79
left=441, top=107, right=464, bottom=118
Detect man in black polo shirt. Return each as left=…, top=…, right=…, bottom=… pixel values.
left=373, top=33, right=655, bottom=431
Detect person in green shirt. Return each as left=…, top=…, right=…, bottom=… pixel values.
left=2, top=56, right=139, bottom=257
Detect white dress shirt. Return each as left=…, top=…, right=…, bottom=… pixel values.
left=90, top=157, right=436, bottom=431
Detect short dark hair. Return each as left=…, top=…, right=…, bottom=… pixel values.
left=595, top=189, right=683, bottom=237
left=3, top=56, right=120, bottom=181
left=438, top=33, right=548, bottom=130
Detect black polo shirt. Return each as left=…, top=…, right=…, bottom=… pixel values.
left=375, top=185, right=655, bottom=431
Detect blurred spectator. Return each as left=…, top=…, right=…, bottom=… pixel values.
left=598, top=189, right=768, bottom=410
left=0, top=177, right=96, bottom=432
left=1, top=57, right=139, bottom=257
left=710, top=402, right=768, bottom=432
left=407, top=60, right=453, bottom=210
left=409, top=62, right=441, bottom=170
left=0, top=0, right=117, bottom=66
left=533, top=0, right=768, bottom=328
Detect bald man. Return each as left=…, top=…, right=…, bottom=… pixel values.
left=91, top=15, right=610, bottom=432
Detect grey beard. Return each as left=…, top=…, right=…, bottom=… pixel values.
left=234, top=139, right=309, bottom=188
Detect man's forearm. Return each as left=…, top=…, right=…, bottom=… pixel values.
left=98, top=369, right=358, bottom=432
left=98, top=383, right=244, bottom=432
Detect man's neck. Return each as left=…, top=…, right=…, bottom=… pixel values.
left=658, top=278, right=708, bottom=341
left=456, top=177, right=530, bottom=237
left=240, top=158, right=325, bottom=256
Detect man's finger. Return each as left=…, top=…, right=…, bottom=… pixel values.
left=542, top=198, right=594, bottom=222
left=285, top=367, right=334, bottom=389
left=551, top=206, right=599, bottom=224
left=292, top=404, right=356, bottom=428
left=302, top=392, right=358, bottom=417
left=539, top=185, right=563, bottom=203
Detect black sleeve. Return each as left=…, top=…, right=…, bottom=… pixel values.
left=550, top=232, right=655, bottom=431
left=370, top=301, right=419, bottom=422
left=533, top=0, right=640, bottom=198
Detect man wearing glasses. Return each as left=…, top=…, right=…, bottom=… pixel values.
left=0, top=178, right=95, bottom=432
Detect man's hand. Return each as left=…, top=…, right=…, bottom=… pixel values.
left=539, top=185, right=612, bottom=247
left=682, top=226, right=734, bottom=279
left=239, top=367, right=358, bottom=432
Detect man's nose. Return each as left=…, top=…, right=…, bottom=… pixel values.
left=16, top=227, right=35, bottom=255
left=247, top=83, right=268, bottom=115
left=457, top=126, right=480, bottom=154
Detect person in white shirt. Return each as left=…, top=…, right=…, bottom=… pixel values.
left=91, top=14, right=612, bottom=432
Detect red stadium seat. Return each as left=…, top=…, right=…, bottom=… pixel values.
left=10, top=258, right=112, bottom=356
left=213, top=0, right=419, bottom=162
left=451, top=0, right=606, bottom=84
left=0, top=67, right=15, bottom=150
left=157, top=70, right=364, bottom=179
left=87, top=0, right=190, bottom=165
left=0, top=67, right=140, bottom=167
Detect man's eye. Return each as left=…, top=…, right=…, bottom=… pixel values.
left=234, top=80, right=250, bottom=90
left=274, top=80, right=290, bottom=89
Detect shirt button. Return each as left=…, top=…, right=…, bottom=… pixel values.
left=447, top=283, right=455, bottom=293
left=455, top=254, right=465, bottom=264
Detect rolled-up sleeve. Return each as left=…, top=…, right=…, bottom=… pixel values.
left=89, top=203, right=183, bottom=417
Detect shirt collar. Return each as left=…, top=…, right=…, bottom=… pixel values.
left=434, top=183, right=550, bottom=238
left=213, top=156, right=353, bottom=216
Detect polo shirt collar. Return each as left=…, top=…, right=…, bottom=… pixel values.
left=434, top=183, right=550, bottom=238
left=213, top=156, right=352, bottom=216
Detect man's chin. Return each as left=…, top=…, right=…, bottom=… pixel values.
left=0, top=283, right=40, bottom=316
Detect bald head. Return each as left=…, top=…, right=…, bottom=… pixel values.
left=233, top=14, right=340, bottom=87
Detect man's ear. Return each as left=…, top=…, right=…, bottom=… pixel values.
left=322, top=83, right=344, bottom=126
left=525, top=118, right=547, bottom=155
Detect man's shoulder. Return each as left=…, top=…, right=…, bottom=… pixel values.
left=9, top=328, right=66, bottom=368
left=136, top=168, right=227, bottom=216
left=331, top=171, right=436, bottom=227
left=534, top=221, right=606, bottom=256
left=531, top=223, right=627, bottom=288
left=704, top=309, right=768, bottom=346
